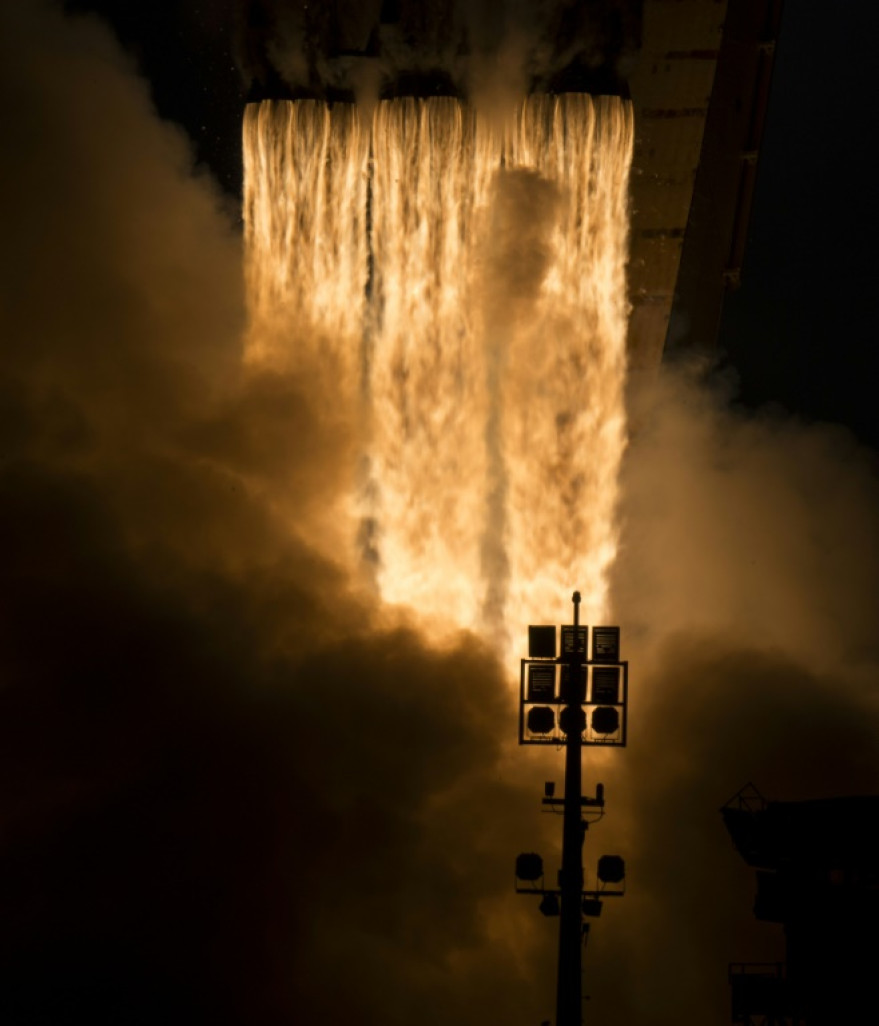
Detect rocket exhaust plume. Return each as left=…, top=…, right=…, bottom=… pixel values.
left=243, top=94, right=633, bottom=647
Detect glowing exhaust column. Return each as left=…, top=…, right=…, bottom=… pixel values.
left=241, top=95, right=634, bottom=647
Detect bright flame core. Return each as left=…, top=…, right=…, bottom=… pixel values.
left=243, top=94, right=634, bottom=648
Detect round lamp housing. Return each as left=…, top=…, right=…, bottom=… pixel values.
left=560, top=706, right=586, bottom=736
left=597, top=854, right=626, bottom=884
left=591, top=706, right=620, bottom=736
left=527, top=706, right=555, bottom=735
left=516, top=852, right=544, bottom=882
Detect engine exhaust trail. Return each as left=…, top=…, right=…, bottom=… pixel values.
left=242, top=94, right=633, bottom=651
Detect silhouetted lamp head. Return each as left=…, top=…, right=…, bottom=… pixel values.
left=597, top=854, right=625, bottom=884
left=528, top=663, right=556, bottom=701
left=591, top=625, right=621, bottom=663
left=591, top=666, right=620, bottom=704
left=539, top=893, right=560, bottom=917
left=560, top=706, right=586, bottom=736
left=582, top=898, right=603, bottom=917
left=591, top=706, right=619, bottom=735
left=527, top=706, right=555, bottom=735
left=528, top=625, right=556, bottom=658
left=516, top=852, right=544, bottom=881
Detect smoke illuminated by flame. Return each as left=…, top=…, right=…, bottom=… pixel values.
left=243, top=94, right=633, bottom=650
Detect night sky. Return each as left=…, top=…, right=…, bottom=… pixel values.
left=1, top=2, right=877, bottom=1025
left=718, top=0, right=879, bottom=450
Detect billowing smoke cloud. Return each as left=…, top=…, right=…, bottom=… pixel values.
left=0, top=5, right=551, bottom=1023
left=590, top=366, right=879, bottom=1023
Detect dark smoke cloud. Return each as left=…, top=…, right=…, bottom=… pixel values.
left=0, top=5, right=549, bottom=1024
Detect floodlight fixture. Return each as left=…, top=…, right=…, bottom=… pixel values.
left=516, top=852, right=545, bottom=882
left=561, top=624, right=587, bottom=656
left=544, top=781, right=556, bottom=798
left=560, top=706, right=586, bottom=736
left=597, top=854, right=626, bottom=884
left=581, top=898, right=603, bottom=917
left=529, top=625, right=557, bottom=659
left=591, top=666, right=620, bottom=704
left=591, top=706, right=620, bottom=736
left=527, top=706, right=556, bottom=735
left=528, top=664, right=556, bottom=702
left=592, top=626, right=621, bottom=663
left=539, top=893, right=560, bottom=917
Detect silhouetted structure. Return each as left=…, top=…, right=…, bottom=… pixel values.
left=515, top=593, right=630, bottom=1026
left=723, top=784, right=879, bottom=1025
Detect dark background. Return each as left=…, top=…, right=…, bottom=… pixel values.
left=718, top=0, right=879, bottom=450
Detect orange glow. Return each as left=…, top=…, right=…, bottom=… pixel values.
left=243, top=95, right=633, bottom=653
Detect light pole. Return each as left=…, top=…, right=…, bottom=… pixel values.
left=515, top=591, right=630, bottom=1026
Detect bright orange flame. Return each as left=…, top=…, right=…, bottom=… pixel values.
left=242, top=94, right=633, bottom=654
left=501, top=95, right=633, bottom=642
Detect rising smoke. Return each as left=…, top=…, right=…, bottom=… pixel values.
left=1, top=4, right=878, bottom=1026
left=592, top=367, right=879, bottom=1023
left=0, top=5, right=550, bottom=1023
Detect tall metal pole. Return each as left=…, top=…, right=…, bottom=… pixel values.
left=556, top=590, right=584, bottom=1026
left=517, top=592, right=629, bottom=1023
